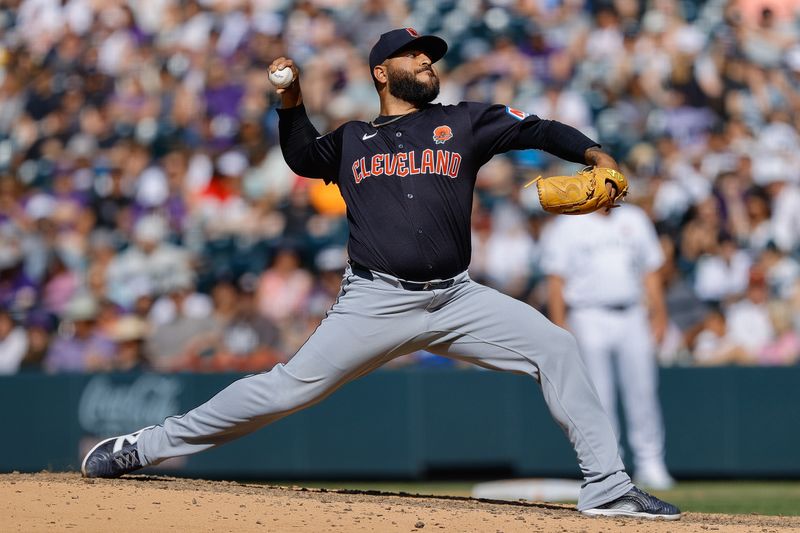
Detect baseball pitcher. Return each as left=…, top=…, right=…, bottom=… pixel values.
left=82, top=28, right=679, bottom=520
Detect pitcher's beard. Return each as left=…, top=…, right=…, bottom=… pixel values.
left=387, top=65, right=440, bottom=107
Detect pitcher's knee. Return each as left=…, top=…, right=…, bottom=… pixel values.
left=542, top=324, right=582, bottom=362
left=513, top=323, right=581, bottom=376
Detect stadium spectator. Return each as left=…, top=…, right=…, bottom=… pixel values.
left=105, top=214, right=192, bottom=310
left=306, top=247, right=348, bottom=321
left=755, top=301, right=800, bottom=365
left=145, top=272, right=218, bottom=372
left=757, top=244, right=800, bottom=299
left=108, top=314, right=151, bottom=372
left=657, top=235, right=708, bottom=365
left=692, top=307, right=752, bottom=365
left=44, top=293, right=115, bottom=373
left=742, top=186, right=773, bottom=253
left=693, top=233, right=752, bottom=304
left=256, top=245, right=312, bottom=326
left=39, top=254, right=81, bottom=316
left=0, top=310, right=28, bottom=374
left=724, top=268, right=775, bottom=356
left=190, top=150, right=255, bottom=240
left=205, top=275, right=284, bottom=372
left=19, top=310, right=56, bottom=372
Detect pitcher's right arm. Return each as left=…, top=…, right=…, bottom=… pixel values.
left=271, top=57, right=342, bottom=182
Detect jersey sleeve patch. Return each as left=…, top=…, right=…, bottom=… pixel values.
left=505, top=106, right=529, bottom=121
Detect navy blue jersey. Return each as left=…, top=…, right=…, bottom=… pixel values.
left=278, top=102, right=598, bottom=281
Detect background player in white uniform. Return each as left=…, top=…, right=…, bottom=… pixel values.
left=541, top=204, right=675, bottom=490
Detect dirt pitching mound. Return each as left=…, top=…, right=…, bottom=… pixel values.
left=2, top=473, right=796, bottom=532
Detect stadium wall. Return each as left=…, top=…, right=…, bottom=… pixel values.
left=2, top=368, right=798, bottom=479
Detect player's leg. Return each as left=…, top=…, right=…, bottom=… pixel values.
left=84, top=271, right=430, bottom=476
left=424, top=280, right=631, bottom=511
left=616, top=307, right=673, bottom=489
left=568, top=308, right=620, bottom=437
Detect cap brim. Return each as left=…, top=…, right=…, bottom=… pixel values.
left=392, top=35, right=448, bottom=64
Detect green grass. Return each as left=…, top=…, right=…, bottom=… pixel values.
left=648, top=481, right=800, bottom=516
left=280, top=480, right=800, bottom=516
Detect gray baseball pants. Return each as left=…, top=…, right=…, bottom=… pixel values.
left=136, top=266, right=632, bottom=510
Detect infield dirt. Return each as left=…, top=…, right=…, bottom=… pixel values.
left=3, top=473, right=797, bottom=532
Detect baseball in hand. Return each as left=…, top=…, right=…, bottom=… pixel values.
left=269, top=67, right=294, bottom=89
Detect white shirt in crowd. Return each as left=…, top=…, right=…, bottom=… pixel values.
left=693, top=250, right=752, bottom=302
left=725, top=300, right=774, bottom=353
left=0, top=327, right=28, bottom=375
left=540, top=205, right=664, bottom=307
left=772, top=184, right=800, bottom=253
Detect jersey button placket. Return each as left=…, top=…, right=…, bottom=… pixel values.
left=396, top=129, right=425, bottom=263
left=396, top=130, right=414, bottom=200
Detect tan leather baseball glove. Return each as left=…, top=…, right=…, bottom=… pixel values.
left=525, top=167, right=628, bottom=215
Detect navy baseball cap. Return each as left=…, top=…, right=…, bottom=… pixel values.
left=369, top=28, right=448, bottom=75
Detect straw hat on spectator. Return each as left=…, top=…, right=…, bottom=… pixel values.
left=110, top=315, right=149, bottom=343
left=62, top=294, right=100, bottom=322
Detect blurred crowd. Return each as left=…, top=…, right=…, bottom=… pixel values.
left=2, top=0, right=800, bottom=374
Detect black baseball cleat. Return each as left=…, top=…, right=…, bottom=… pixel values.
left=81, top=429, right=148, bottom=478
left=581, top=486, right=681, bottom=520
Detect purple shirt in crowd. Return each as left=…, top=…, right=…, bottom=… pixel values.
left=44, top=333, right=116, bottom=373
